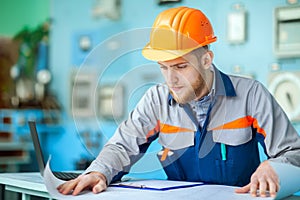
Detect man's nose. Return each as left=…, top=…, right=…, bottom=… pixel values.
left=166, top=68, right=179, bottom=84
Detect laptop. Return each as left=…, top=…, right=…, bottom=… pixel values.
left=28, top=121, right=81, bottom=181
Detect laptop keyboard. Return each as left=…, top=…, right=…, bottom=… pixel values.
left=53, top=171, right=81, bottom=181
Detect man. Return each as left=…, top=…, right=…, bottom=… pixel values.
left=58, top=6, right=300, bottom=197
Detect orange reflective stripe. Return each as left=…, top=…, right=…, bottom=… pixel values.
left=211, top=116, right=266, bottom=137
left=146, top=121, right=194, bottom=141
left=160, top=148, right=170, bottom=161
left=211, top=116, right=254, bottom=130
left=160, top=123, right=194, bottom=134
left=146, top=120, right=160, bottom=140
left=252, top=118, right=266, bottom=137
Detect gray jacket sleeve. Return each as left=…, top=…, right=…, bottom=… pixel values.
left=251, top=81, right=300, bottom=167
left=84, top=85, right=163, bottom=184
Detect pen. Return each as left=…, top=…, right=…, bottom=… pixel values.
left=221, top=143, right=227, bottom=161
left=110, top=184, right=152, bottom=190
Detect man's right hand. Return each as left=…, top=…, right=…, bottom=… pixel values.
left=57, top=172, right=107, bottom=195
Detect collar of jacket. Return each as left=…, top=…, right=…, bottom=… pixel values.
left=168, top=64, right=237, bottom=106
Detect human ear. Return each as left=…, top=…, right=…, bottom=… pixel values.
left=201, top=51, right=214, bottom=69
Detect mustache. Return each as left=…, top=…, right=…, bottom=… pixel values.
left=167, top=84, right=183, bottom=87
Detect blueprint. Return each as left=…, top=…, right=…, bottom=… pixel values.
left=43, top=159, right=300, bottom=200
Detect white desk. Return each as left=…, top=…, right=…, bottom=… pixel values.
left=0, top=172, right=299, bottom=200
left=0, top=172, right=52, bottom=200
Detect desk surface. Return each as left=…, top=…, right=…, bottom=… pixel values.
left=0, top=172, right=46, bottom=191
left=0, top=172, right=299, bottom=200
left=0, top=172, right=52, bottom=199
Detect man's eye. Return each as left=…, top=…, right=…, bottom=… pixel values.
left=176, top=64, right=188, bottom=69
left=160, top=65, right=167, bottom=70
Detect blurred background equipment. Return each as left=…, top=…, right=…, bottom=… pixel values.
left=274, top=6, right=300, bottom=58
left=0, top=20, right=61, bottom=174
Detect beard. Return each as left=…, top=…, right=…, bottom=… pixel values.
left=170, top=74, right=209, bottom=104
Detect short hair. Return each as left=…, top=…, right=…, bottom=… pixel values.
left=189, top=45, right=209, bottom=61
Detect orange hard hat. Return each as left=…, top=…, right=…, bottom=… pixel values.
left=142, top=6, right=217, bottom=61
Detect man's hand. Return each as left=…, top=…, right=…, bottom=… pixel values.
left=57, top=172, right=107, bottom=195
left=235, top=161, right=279, bottom=197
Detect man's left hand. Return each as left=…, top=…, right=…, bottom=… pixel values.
left=235, top=160, right=279, bottom=197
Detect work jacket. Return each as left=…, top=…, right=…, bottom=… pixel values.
left=86, top=65, right=300, bottom=186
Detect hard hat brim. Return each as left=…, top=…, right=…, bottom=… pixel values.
left=142, top=38, right=216, bottom=62
left=142, top=44, right=200, bottom=62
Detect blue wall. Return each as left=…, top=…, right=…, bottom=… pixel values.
left=48, top=0, right=300, bottom=175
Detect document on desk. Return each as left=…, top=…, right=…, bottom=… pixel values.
left=270, top=161, right=300, bottom=200
left=110, top=179, right=204, bottom=191
left=43, top=159, right=299, bottom=200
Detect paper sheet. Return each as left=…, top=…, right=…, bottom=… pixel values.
left=270, top=161, right=300, bottom=200
left=43, top=160, right=275, bottom=200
